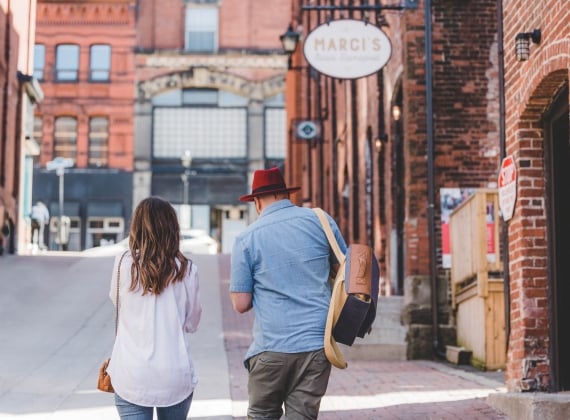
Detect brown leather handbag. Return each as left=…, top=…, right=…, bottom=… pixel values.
left=97, top=251, right=127, bottom=393
left=97, top=358, right=113, bottom=393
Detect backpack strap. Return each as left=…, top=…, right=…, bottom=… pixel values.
left=313, top=208, right=348, bottom=369
left=313, top=208, right=345, bottom=264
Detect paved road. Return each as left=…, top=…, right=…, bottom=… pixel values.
left=0, top=253, right=509, bottom=419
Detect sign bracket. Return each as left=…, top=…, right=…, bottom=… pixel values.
left=301, top=1, right=418, bottom=12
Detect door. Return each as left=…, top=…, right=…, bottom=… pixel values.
left=545, top=84, right=570, bottom=391
left=392, top=91, right=405, bottom=296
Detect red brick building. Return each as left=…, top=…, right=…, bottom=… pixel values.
left=33, top=0, right=137, bottom=250
left=285, top=0, right=501, bottom=359
left=498, top=0, right=570, bottom=395
left=0, top=0, right=42, bottom=254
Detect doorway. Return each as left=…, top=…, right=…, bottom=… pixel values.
left=545, top=84, right=570, bottom=391
left=391, top=87, right=405, bottom=296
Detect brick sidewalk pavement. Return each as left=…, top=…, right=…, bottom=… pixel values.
left=218, top=255, right=508, bottom=419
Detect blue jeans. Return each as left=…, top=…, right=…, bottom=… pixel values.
left=115, top=392, right=193, bottom=420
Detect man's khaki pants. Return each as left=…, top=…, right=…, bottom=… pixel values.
left=247, top=349, right=331, bottom=420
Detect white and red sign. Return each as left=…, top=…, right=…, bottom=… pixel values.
left=498, top=155, right=517, bottom=221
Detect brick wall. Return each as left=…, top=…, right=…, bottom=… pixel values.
left=285, top=0, right=500, bottom=290
left=36, top=0, right=136, bottom=170
left=502, top=0, right=570, bottom=392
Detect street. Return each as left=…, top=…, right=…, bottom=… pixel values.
left=0, top=253, right=508, bottom=419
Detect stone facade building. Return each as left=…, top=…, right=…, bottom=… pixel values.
left=133, top=0, right=290, bottom=252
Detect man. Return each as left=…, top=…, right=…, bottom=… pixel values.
left=230, top=167, right=347, bottom=419
left=30, top=200, right=50, bottom=250
left=0, top=205, right=9, bottom=256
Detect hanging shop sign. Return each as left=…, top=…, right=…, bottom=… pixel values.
left=303, top=19, right=392, bottom=80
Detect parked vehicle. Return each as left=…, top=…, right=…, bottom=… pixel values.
left=179, top=229, right=219, bottom=255
left=83, top=230, right=218, bottom=256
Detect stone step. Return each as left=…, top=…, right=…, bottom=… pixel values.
left=343, top=295, right=407, bottom=361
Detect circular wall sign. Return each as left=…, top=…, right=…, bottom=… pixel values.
left=303, top=19, right=392, bottom=80
left=296, top=121, right=318, bottom=140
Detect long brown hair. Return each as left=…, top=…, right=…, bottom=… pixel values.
left=128, top=196, right=190, bottom=295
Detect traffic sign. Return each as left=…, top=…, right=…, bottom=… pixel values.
left=498, top=155, right=517, bottom=221
left=46, top=157, right=74, bottom=171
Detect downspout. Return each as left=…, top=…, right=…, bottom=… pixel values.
left=306, top=10, right=313, bottom=202
left=351, top=80, right=359, bottom=242
left=1, top=0, right=11, bottom=185
left=496, top=0, right=510, bottom=353
left=424, top=0, right=443, bottom=358
left=331, top=80, right=339, bottom=218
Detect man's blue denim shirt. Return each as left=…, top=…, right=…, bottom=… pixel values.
left=230, top=199, right=347, bottom=364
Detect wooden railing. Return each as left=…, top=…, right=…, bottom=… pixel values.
left=449, top=189, right=503, bottom=301
left=449, top=189, right=505, bottom=370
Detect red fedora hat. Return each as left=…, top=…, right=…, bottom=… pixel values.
left=239, top=167, right=301, bottom=202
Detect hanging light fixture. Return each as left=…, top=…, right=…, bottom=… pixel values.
left=515, top=29, right=541, bottom=62
left=392, top=104, right=402, bottom=121
left=280, top=24, right=301, bottom=69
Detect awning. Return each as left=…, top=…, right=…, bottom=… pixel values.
left=49, top=202, right=80, bottom=217
left=87, top=202, right=123, bottom=218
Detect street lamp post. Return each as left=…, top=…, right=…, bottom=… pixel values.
left=46, top=157, right=74, bottom=250
left=180, top=150, right=192, bottom=229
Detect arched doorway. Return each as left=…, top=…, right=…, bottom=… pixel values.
left=391, top=86, right=404, bottom=295
left=544, top=83, right=570, bottom=391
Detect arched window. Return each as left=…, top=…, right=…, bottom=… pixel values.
left=88, top=117, right=109, bottom=167
left=54, top=116, right=77, bottom=159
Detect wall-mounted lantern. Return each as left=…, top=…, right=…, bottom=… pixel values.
left=280, top=25, right=301, bottom=69
left=515, top=29, right=541, bottom=62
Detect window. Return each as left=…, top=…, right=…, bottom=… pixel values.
left=88, top=117, right=109, bottom=167
left=265, top=108, right=286, bottom=158
left=54, top=116, right=77, bottom=159
left=55, top=44, right=80, bottom=81
left=153, top=107, right=247, bottom=158
left=33, top=44, right=45, bottom=80
left=185, top=8, right=218, bottom=52
left=33, top=116, right=43, bottom=161
left=33, top=116, right=43, bottom=143
left=90, top=44, right=111, bottom=82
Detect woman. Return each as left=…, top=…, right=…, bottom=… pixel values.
left=107, top=196, right=202, bottom=419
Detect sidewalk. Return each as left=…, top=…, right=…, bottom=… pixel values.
left=0, top=253, right=509, bottom=419
left=217, top=254, right=509, bottom=419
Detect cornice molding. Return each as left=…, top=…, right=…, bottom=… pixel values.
left=37, top=2, right=134, bottom=25
left=141, top=53, right=288, bottom=70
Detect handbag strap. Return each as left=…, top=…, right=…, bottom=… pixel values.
left=114, top=251, right=128, bottom=336
left=313, top=208, right=345, bottom=264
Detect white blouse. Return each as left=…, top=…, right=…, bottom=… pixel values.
left=107, top=252, right=202, bottom=407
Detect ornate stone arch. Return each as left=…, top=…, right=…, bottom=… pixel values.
left=137, top=67, right=285, bottom=102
